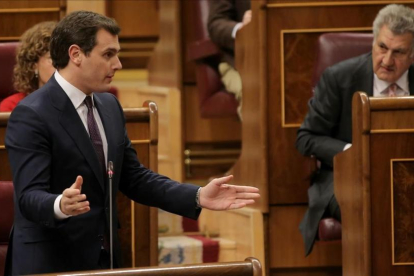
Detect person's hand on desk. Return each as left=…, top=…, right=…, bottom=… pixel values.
left=199, top=175, right=260, bottom=210
left=60, top=176, right=90, bottom=216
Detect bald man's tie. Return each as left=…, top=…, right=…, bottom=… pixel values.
left=387, top=83, right=398, bottom=97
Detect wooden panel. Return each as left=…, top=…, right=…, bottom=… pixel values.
left=392, top=161, right=414, bottom=264
left=335, top=93, right=414, bottom=276
left=371, top=110, right=414, bottom=130
left=107, top=0, right=159, bottom=38
left=0, top=0, right=63, bottom=41
left=147, top=1, right=181, bottom=88
left=269, top=206, right=342, bottom=268
left=66, top=0, right=105, bottom=14
left=370, top=134, right=414, bottom=276
left=184, top=85, right=241, bottom=142
left=0, top=1, right=60, bottom=9
left=106, top=0, right=159, bottom=69
left=181, top=0, right=198, bottom=84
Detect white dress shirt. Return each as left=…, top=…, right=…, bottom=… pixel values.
left=53, top=71, right=108, bottom=219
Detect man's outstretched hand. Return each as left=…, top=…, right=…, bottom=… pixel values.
left=199, top=175, right=260, bottom=210
left=60, top=176, right=90, bottom=216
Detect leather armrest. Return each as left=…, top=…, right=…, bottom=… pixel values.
left=318, top=218, right=342, bottom=241
left=188, top=39, right=221, bottom=61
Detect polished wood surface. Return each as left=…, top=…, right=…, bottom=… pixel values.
left=0, top=0, right=64, bottom=41
left=36, top=257, right=262, bottom=276
left=335, top=92, right=414, bottom=276
left=0, top=104, right=158, bottom=268
left=107, top=0, right=159, bottom=69
left=269, top=206, right=342, bottom=268
left=147, top=1, right=181, bottom=88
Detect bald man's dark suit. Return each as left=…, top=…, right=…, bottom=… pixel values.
left=296, top=52, right=414, bottom=255
left=5, top=75, right=201, bottom=275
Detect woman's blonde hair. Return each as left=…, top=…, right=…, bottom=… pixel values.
left=13, top=21, right=57, bottom=93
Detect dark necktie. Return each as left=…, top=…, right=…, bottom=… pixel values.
left=84, top=96, right=106, bottom=176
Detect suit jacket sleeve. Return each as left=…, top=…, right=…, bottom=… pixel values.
left=6, top=104, right=59, bottom=227
left=296, top=67, right=348, bottom=168
left=111, top=100, right=201, bottom=220
left=207, top=0, right=238, bottom=51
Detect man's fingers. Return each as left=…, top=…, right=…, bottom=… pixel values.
left=235, top=192, right=261, bottom=199
left=229, top=199, right=256, bottom=209
left=70, top=175, right=83, bottom=191
left=212, top=175, right=234, bottom=186
left=63, top=200, right=90, bottom=216
left=226, top=185, right=259, bottom=193
left=63, top=193, right=87, bottom=204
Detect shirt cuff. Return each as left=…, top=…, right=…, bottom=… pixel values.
left=195, top=187, right=202, bottom=209
left=343, top=143, right=352, bottom=151
left=54, top=194, right=71, bottom=220
left=232, top=22, right=243, bottom=39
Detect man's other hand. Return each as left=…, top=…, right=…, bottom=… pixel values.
left=60, top=176, right=90, bottom=216
left=200, top=175, right=260, bottom=210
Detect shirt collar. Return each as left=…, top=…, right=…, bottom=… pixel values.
left=374, top=70, right=409, bottom=94
left=54, top=70, right=94, bottom=109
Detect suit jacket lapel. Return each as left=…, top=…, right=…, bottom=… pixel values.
left=49, top=77, right=105, bottom=191
left=94, top=94, right=116, bottom=203
left=354, top=53, right=374, bottom=96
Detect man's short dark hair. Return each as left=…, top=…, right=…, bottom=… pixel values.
left=50, top=10, right=120, bottom=69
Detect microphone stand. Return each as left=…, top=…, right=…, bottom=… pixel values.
left=108, top=161, right=114, bottom=269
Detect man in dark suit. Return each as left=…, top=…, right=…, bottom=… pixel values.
left=5, top=11, right=260, bottom=275
left=296, top=4, right=414, bottom=256
left=207, top=0, right=251, bottom=119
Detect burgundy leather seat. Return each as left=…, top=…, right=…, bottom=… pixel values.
left=187, top=0, right=238, bottom=118
left=0, top=42, right=19, bottom=102
left=313, top=32, right=373, bottom=241
left=0, top=181, right=14, bottom=276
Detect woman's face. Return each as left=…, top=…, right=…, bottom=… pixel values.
left=35, top=51, right=55, bottom=88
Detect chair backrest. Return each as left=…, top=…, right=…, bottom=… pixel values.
left=186, top=0, right=238, bottom=118
left=313, top=32, right=373, bottom=242
left=312, top=32, right=374, bottom=88
left=0, top=181, right=14, bottom=276
left=0, top=42, right=19, bottom=102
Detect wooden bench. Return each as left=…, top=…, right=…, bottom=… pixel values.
left=335, top=93, right=414, bottom=276
left=37, top=257, right=262, bottom=276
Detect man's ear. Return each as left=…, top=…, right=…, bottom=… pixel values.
left=68, top=44, right=82, bottom=66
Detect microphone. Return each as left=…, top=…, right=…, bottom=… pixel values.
left=108, top=161, right=114, bottom=269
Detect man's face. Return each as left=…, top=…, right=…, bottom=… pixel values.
left=372, top=25, right=414, bottom=83
left=80, top=29, right=122, bottom=94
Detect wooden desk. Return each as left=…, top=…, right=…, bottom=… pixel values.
left=335, top=93, right=414, bottom=276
